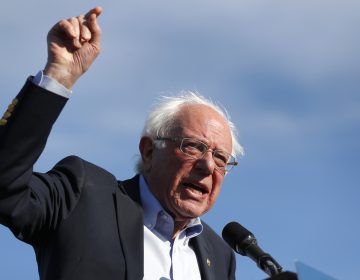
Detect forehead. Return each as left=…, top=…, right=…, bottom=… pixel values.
left=173, top=104, right=232, bottom=149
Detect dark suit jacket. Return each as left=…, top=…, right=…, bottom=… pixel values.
left=0, top=79, right=236, bottom=280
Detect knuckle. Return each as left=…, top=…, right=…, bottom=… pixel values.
left=95, top=45, right=101, bottom=53
left=58, top=19, right=67, bottom=27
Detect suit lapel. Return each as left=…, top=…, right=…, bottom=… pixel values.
left=191, top=233, right=215, bottom=280
left=113, top=175, right=144, bottom=280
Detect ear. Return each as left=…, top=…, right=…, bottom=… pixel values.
left=139, top=136, right=154, bottom=172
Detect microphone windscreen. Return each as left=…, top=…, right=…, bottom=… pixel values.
left=222, top=221, right=254, bottom=251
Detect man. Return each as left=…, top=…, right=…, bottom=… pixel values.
left=0, top=6, right=243, bottom=280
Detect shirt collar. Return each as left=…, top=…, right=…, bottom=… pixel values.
left=139, top=175, right=203, bottom=241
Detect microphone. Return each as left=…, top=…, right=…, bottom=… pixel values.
left=222, top=221, right=283, bottom=277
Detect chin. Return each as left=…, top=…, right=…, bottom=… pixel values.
left=177, top=206, right=206, bottom=219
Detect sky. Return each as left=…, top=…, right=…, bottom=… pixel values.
left=0, top=0, right=359, bottom=279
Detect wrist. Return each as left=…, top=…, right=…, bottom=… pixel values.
left=33, top=71, right=72, bottom=98
left=43, top=63, right=78, bottom=90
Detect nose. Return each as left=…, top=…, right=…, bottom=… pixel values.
left=194, top=150, right=216, bottom=175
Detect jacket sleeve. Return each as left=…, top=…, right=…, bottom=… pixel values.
left=0, top=77, right=73, bottom=244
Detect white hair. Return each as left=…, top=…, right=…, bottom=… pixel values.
left=136, top=91, right=244, bottom=173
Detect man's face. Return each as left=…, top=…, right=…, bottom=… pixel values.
left=142, top=104, right=233, bottom=223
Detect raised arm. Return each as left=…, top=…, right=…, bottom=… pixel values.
left=44, top=6, right=102, bottom=89
left=0, top=7, right=103, bottom=243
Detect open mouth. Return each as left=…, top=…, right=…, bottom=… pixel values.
left=182, top=182, right=207, bottom=195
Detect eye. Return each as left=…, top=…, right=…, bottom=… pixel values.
left=213, top=151, right=229, bottom=166
left=182, top=139, right=207, bottom=154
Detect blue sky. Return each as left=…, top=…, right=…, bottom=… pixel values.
left=1, top=0, right=359, bottom=279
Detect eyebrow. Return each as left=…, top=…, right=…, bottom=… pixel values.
left=183, top=136, right=230, bottom=154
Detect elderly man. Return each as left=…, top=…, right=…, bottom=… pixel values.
left=0, top=6, right=243, bottom=280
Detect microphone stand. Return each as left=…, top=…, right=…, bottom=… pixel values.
left=237, top=236, right=282, bottom=277
left=239, top=237, right=298, bottom=280
left=264, top=271, right=298, bottom=280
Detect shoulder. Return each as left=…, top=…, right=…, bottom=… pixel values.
left=53, top=155, right=114, bottom=176
left=49, top=155, right=118, bottom=191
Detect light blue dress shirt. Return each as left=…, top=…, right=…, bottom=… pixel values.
left=139, top=175, right=203, bottom=280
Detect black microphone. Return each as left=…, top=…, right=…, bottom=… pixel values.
left=222, top=221, right=283, bottom=277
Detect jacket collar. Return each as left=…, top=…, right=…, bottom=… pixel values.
left=113, top=175, right=143, bottom=280
left=191, top=232, right=215, bottom=280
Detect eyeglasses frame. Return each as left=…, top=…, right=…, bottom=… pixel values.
left=155, top=136, right=238, bottom=173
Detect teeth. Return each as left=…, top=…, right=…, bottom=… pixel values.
left=183, top=183, right=205, bottom=194
left=190, top=188, right=203, bottom=195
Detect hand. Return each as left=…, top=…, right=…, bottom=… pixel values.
left=44, top=7, right=102, bottom=89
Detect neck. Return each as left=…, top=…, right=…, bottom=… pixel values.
left=172, top=220, right=190, bottom=239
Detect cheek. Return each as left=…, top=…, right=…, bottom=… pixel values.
left=169, top=156, right=195, bottom=179
left=152, top=150, right=181, bottom=178
left=208, top=176, right=224, bottom=202
left=161, top=157, right=192, bottom=192
left=201, top=185, right=222, bottom=215
left=209, top=186, right=221, bottom=203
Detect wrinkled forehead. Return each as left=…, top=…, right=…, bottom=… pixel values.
left=178, top=102, right=226, bottom=120
left=173, top=104, right=232, bottom=147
